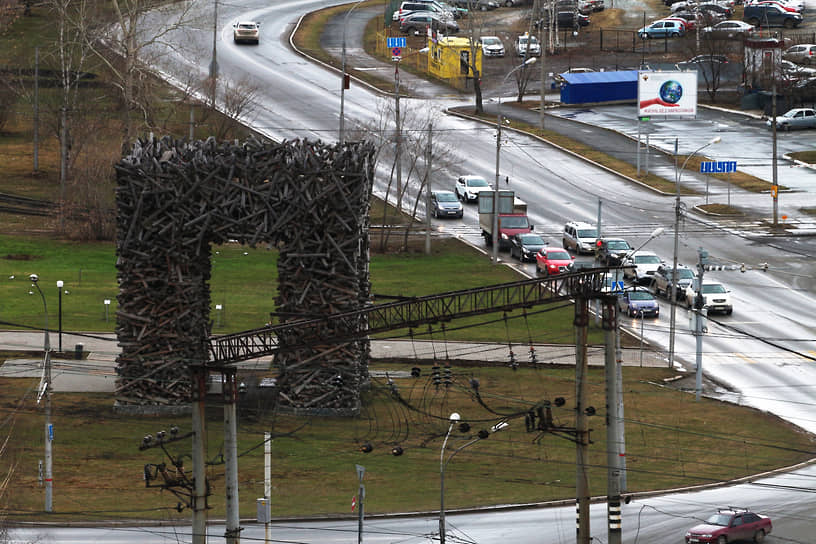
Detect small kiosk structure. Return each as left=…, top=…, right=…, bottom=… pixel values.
left=428, top=35, right=482, bottom=90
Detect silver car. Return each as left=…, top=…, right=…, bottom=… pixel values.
left=766, top=108, right=816, bottom=131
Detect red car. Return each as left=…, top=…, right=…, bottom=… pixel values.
left=685, top=508, right=772, bottom=543
left=535, top=247, right=574, bottom=277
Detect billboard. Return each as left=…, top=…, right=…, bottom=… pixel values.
left=637, top=71, right=697, bottom=118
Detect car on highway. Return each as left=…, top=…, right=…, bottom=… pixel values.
left=400, top=12, right=459, bottom=35
left=535, top=247, right=575, bottom=276
left=637, top=19, right=686, bottom=38
left=701, top=20, right=755, bottom=39
left=595, top=238, right=633, bottom=266
left=617, top=289, right=659, bottom=317
left=454, top=175, right=492, bottom=202
left=684, top=280, right=733, bottom=314
left=509, top=232, right=547, bottom=262
left=622, top=251, right=663, bottom=285
left=233, top=21, right=260, bottom=44
left=479, top=36, right=506, bottom=57
left=514, top=33, right=541, bottom=56
left=684, top=507, right=772, bottom=543
left=783, top=43, right=816, bottom=65
left=430, top=190, right=464, bottom=218
left=562, top=221, right=598, bottom=254
left=766, top=107, right=816, bottom=131
left=651, top=264, right=696, bottom=297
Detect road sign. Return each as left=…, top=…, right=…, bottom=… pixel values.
left=387, top=37, right=407, bottom=48
left=391, top=47, right=401, bottom=58
left=613, top=281, right=625, bottom=293
left=699, top=160, right=737, bottom=174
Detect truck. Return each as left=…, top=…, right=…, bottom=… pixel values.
left=478, top=190, right=533, bottom=250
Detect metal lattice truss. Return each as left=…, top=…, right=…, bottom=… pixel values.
left=209, top=270, right=613, bottom=364
left=114, top=136, right=375, bottom=412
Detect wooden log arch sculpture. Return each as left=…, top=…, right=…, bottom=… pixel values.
left=114, top=136, right=375, bottom=414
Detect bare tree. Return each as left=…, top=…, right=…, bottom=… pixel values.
left=210, top=76, right=259, bottom=140
left=687, top=34, right=735, bottom=102
left=465, top=0, right=488, bottom=113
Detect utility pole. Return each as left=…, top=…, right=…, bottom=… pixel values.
left=602, top=297, right=622, bottom=544
left=669, top=138, right=680, bottom=370
left=574, top=297, right=590, bottom=544
left=264, top=432, right=271, bottom=544
left=771, top=74, right=778, bottom=227
left=224, top=369, right=241, bottom=544
left=425, top=121, right=433, bottom=256
left=191, top=369, right=209, bottom=544
left=210, top=0, right=218, bottom=108
left=394, top=60, right=403, bottom=214
left=356, top=464, right=365, bottom=544
left=693, top=248, right=708, bottom=401
left=34, top=47, right=39, bottom=173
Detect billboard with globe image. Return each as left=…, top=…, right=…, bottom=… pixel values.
left=637, top=71, right=697, bottom=118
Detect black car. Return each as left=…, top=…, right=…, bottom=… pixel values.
left=509, top=232, right=547, bottom=262
left=595, top=238, right=633, bottom=266
left=535, top=11, right=590, bottom=29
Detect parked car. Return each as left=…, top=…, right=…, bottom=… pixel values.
left=766, top=107, right=816, bottom=130
left=617, top=289, right=659, bottom=318
left=678, top=54, right=729, bottom=67
left=454, top=175, right=492, bottom=202
left=779, top=60, right=816, bottom=83
left=684, top=280, right=733, bottom=314
left=745, top=0, right=800, bottom=12
left=232, top=21, right=260, bottom=44
left=479, top=36, right=506, bottom=57
left=595, top=238, right=633, bottom=265
left=450, top=0, right=498, bottom=9
left=393, top=1, right=453, bottom=21
left=701, top=20, right=755, bottom=38
left=535, top=247, right=575, bottom=276
left=562, top=221, right=598, bottom=254
left=655, top=17, right=688, bottom=33
left=651, top=264, right=696, bottom=297
left=536, top=10, right=591, bottom=28
left=430, top=190, right=464, bottom=218
left=400, top=12, right=460, bottom=35
left=509, top=232, right=547, bottom=262
left=637, top=20, right=686, bottom=38
left=622, top=251, right=663, bottom=284
left=743, top=3, right=802, bottom=27
left=783, top=43, right=816, bottom=65
left=697, top=2, right=733, bottom=17
left=514, top=33, right=541, bottom=56
left=684, top=508, right=771, bottom=543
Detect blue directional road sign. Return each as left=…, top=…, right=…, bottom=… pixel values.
left=387, top=37, right=407, bottom=48
left=612, top=281, right=625, bottom=293
left=699, top=161, right=737, bottom=174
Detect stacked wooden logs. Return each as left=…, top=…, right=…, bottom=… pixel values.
left=114, top=136, right=375, bottom=413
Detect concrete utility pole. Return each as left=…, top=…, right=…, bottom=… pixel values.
left=602, top=297, right=622, bottom=544
left=574, top=297, right=590, bottom=544
left=693, top=248, right=708, bottom=401
left=264, top=432, right=272, bottom=544
left=223, top=369, right=241, bottom=544
left=356, top=464, right=365, bottom=544
left=425, top=121, right=433, bottom=255
left=771, top=76, right=778, bottom=227
left=394, top=60, right=403, bottom=214
left=31, top=275, right=53, bottom=513
left=191, top=369, right=208, bottom=544
left=34, top=47, right=39, bottom=172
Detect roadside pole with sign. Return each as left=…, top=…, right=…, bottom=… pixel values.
left=699, top=161, right=737, bottom=206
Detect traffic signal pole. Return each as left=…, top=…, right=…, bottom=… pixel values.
left=575, top=297, right=591, bottom=544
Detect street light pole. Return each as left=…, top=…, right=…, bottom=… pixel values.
left=440, top=414, right=508, bottom=544
left=493, top=57, right=536, bottom=264
left=339, top=0, right=366, bottom=143
left=56, top=280, right=63, bottom=353
left=31, top=274, right=53, bottom=513
left=393, top=47, right=429, bottom=214
left=669, top=137, right=720, bottom=368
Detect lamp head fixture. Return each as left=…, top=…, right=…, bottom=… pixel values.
left=448, top=412, right=461, bottom=422
left=29, top=274, right=39, bottom=283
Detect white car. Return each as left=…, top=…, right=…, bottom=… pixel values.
left=479, top=36, right=505, bottom=57
left=766, top=108, right=816, bottom=131
left=562, top=221, right=598, bottom=254
left=684, top=281, right=733, bottom=315
left=622, top=251, right=664, bottom=284
left=454, top=175, right=492, bottom=202
left=233, top=21, right=260, bottom=45
left=514, top=34, right=541, bottom=57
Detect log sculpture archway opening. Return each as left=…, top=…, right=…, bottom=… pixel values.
left=114, top=136, right=375, bottom=415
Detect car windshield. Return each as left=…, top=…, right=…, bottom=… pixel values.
left=519, top=36, right=539, bottom=45
left=519, top=234, right=545, bottom=244
left=634, top=255, right=661, bottom=264
left=467, top=177, right=489, bottom=187
left=436, top=192, right=458, bottom=202
left=546, top=250, right=571, bottom=260
left=705, top=513, right=733, bottom=526
left=702, top=284, right=727, bottom=294
left=502, top=216, right=530, bottom=229
left=627, top=291, right=654, bottom=300
left=482, top=37, right=500, bottom=45
left=607, top=240, right=630, bottom=250
left=783, top=110, right=799, bottom=118
left=578, top=229, right=598, bottom=238
left=677, top=268, right=695, bottom=279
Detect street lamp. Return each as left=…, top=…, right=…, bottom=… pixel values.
left=439, top=413, right=508, bottom=544
left=394, top=46, right=430, bottom=213
left=668, top=136, right=720, bottom=368
left=493, top=57, right=536, bottom=264
left=339, top=0, right=367, bottom=143
left=30, top=274, right=53, bottom=513
left=56, top=280, right=63, bottom=352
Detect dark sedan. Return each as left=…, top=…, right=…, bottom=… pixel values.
left=509, top=232, right=547, bottom=262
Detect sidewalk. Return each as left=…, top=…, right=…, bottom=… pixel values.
left=0, top=332, right=666, bottom=393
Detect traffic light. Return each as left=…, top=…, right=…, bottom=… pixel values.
left=343, top=74, right=350, bottom=90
